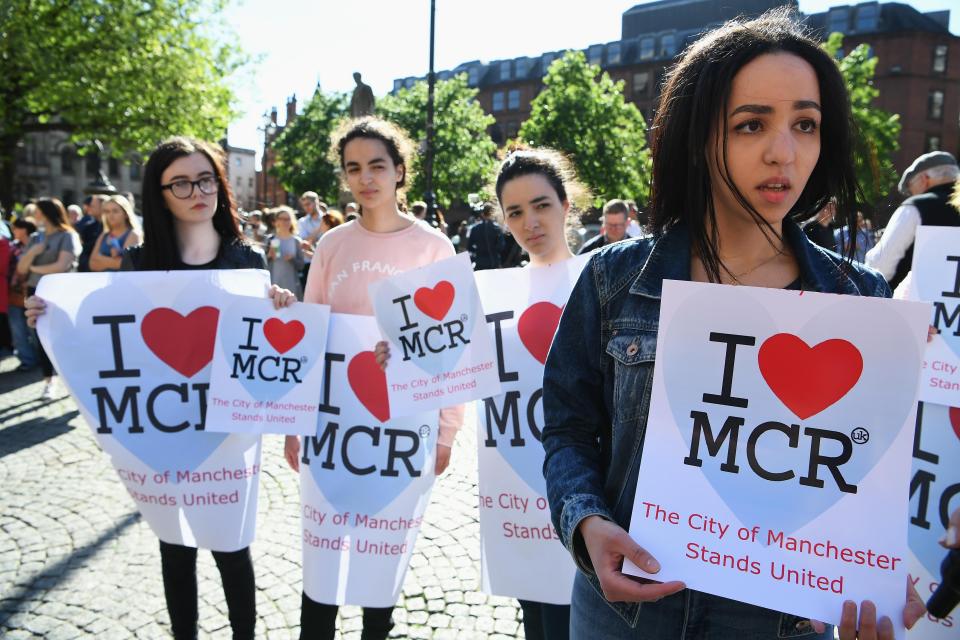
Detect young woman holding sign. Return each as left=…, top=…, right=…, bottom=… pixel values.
left=27, top=137, right=296, bottom=640
left=487, top=147, right=589, bottom=639
left=542, top=10, right=925, bottom=640
left=282, top=116, right=463, bottom=640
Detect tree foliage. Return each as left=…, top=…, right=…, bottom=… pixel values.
left=823, top=33, right=901, bottom=206
left=377, top=75, right=496, bottom=209
left=0, top=0, right=248, bottom=208
left=270, top=88, right=349, bottom=203
left=519, top=51, right=651, bottom=207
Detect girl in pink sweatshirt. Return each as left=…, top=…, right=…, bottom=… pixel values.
left=283, top=116, right=463, bottom=640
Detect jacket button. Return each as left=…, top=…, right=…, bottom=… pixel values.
left=626, top=343, right=639, bottom=356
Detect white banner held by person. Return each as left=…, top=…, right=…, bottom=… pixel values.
left=474, top=256, right=588, bottom=604
left=300, top=313, right=439, bottom=607
left=908, top=402, right=960, bottom=638
left=908, top=226, right=960, bottom=406
left=368, top=252, right=501, bottom=415
left=207, top=297, right=331, bottom=435
left=36, top=270, right=270, bottom=551
left=623, top=280, right=930, bottom=638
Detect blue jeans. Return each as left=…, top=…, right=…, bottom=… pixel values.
left=8, top=305, right=37, bottom=367
left=570, top=572, right=831, bottom=640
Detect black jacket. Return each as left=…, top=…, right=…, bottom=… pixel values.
left=121, top=238, right=266, bottom=271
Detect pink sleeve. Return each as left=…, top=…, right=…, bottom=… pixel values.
left=438, top=404, right=465, bottom=447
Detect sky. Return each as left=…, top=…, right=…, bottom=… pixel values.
left=223, top=0, right=958, bottom=164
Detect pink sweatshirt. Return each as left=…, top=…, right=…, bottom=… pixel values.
left=304, top=219, right=465, bottom=446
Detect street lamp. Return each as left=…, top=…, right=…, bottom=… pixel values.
left=424, top=0, right=437, bottom=223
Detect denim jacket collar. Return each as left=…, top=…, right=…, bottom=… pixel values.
left=628, top=217, right=860, bottom=299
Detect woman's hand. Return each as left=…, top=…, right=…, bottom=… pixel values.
left=928, top=325, right=939, bottom=343
left=837, top=579, right=926, bottom=640
left=578, top=515, right=685, bottom=603
left=435, top=444, right=451, bottom=475
left=268, top=284, right=296, bottom=309
left=25, top=295, right=47, bottom=328
left=284, top=435, right=300, bottom=471
left=374, top=341, right=390, bottom=370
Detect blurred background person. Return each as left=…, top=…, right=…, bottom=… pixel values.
left=467, top=201, right=505, bottom=270
left=267, top=205, right=305, bottom=300
left=7, top=217, right=39, bottom=371
left=578, top=199, right=629, bottom=254
left=89, top=195, right=141, bottom=272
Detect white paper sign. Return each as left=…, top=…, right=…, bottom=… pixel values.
left=909, top=227, right=960, bottom=406
left=36, top=270, right=270, bottom=551
left=368, top=252, right=501, bottom=415
left=908, top=402, right=960, bottom=638
left=624, top=280, right=929, bottom=637
left=300, top=313, right=439, bottom=607
left=206, top=297, right=331, bottom=435
left=474, top=257, right=587, bottom=604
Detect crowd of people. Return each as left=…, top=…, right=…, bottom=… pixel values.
left=1, top=7, right=960, bottom=640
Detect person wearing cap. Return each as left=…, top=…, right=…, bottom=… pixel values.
left=866, top=151, right=960, bottom=289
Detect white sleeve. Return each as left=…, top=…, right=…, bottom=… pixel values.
left=864, top=204, right=920, bottom=281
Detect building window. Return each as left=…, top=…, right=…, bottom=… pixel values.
left=405, top=78, right=416, bottom=88
left=854, top=3, right=879, bottom=32
left=834, top=47, right=845, bottom=60
left=827, top=8, right=848, bottom=34
left=248, top=177, right=254, bottom=188
left=61, top=147, right=75, bottom=175
left=633, top=71, right=650, bottom=96
left=516, top=58, right=528, bottom=77
left=86, top=153, right=100, bottom=175
left=500, top=61, right=511, bottom=81
left=660, top=33, right=676, bottom=58
left=640, top=37, right=655, bottom=60
left=933, top=45, right=948, bottom=74
left=928, top=90, right=944, bottom=119
left=129, top=161, right=141, bottom=180
left=489, top=124, right=505, bottom=146
left=506, top=121, right=519, bottom=139
left=492, top=91, right=504, bottom=112
left=393, top=79, right=404, bottom=92
left=925, top=134, right=942, bottom=152
left=542, top=52, right=555, bottom=70
left=608, top=43, right=621, bottom=65
left=109, top=157, right=120, bottom=177
left=508, top=89, right=520, bottom=110
left=587, top=45, right=602, bottom=66
left=468, top=67, right=479, bottom=86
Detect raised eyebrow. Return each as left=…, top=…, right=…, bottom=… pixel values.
left=529, top=195, right=550, bottom=205
left=793, top=100, right=821, bottom=112
left=730, top=104, right=773, bottom=117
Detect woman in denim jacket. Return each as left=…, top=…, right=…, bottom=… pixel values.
left=542, top=10, right=925, bottom=640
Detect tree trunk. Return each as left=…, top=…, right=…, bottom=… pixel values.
left=0, top=135, right=18, bottom=213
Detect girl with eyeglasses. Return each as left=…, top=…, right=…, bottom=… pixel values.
left=27, top=136, right=296, bottom=639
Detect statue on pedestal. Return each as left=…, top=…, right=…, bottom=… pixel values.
left=350, top=72, right=375, bottom=118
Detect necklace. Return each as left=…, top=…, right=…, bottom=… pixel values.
left=723, top=249, right=787, bottom=285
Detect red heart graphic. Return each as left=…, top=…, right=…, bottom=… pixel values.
left=949, top=407, right=960, bottom=442
left=141, top=306, right=220, bottom=378
left=757, top=333, right=863, bottom=420
left=347, top=351, right=390, bottom=422
left=263, top=318, right=305, bottom=354
left=518, top=302, right=564, bottom=365
left=414, top=281, right=455, bottom=321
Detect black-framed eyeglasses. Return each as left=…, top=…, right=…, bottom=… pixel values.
left=161, top=176, right=219, bottom=199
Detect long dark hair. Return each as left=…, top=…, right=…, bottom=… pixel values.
left=493, top=146, right=590, bottom=213
left=139, top=137, right=243, bottom=270
left=648, top=8, right=860, bottom=281
left=35, top=198, right=74, bottom=233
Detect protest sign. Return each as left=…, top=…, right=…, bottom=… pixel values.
left=300, top=313, right=439, bottom=607
left=473, top=257, right=587, bottom=603
left=624, top=280, right=929, bottom=636
left=369, top=252, right=501, bottom=415
left=908, top=402, right=960, bottom=638
left=207, top=297, right=331, bottom=435
left=36, top=270, right=269, bottom=551
left=909, top=227, right=960, bottom=406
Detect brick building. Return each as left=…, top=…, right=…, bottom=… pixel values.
left=256, top=96, right=297, bottom=210
left=394, top=0, right=958, bottom=195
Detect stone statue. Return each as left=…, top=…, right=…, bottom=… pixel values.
left=350, top=72, right=375, bottom=118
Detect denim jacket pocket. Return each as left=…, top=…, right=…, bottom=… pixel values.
left=605, top=331, right=657, bottom=423
left=778, top=614, right=825, bottom=638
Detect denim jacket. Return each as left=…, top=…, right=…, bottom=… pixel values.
left=542, top=218, right=890, bottom=625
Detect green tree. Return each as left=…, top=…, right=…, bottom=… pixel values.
left=377, top=75, right=496, bottom=208
left=0, top=0, right=248, bottom=209
left=519, top=51, right=651, bottom=207
left=823, top=33, right=901, bottom=206
left=270, top=88, right=349, bottom=203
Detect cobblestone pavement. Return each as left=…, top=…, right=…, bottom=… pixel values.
left=0, top=356, right=525, bottom=639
